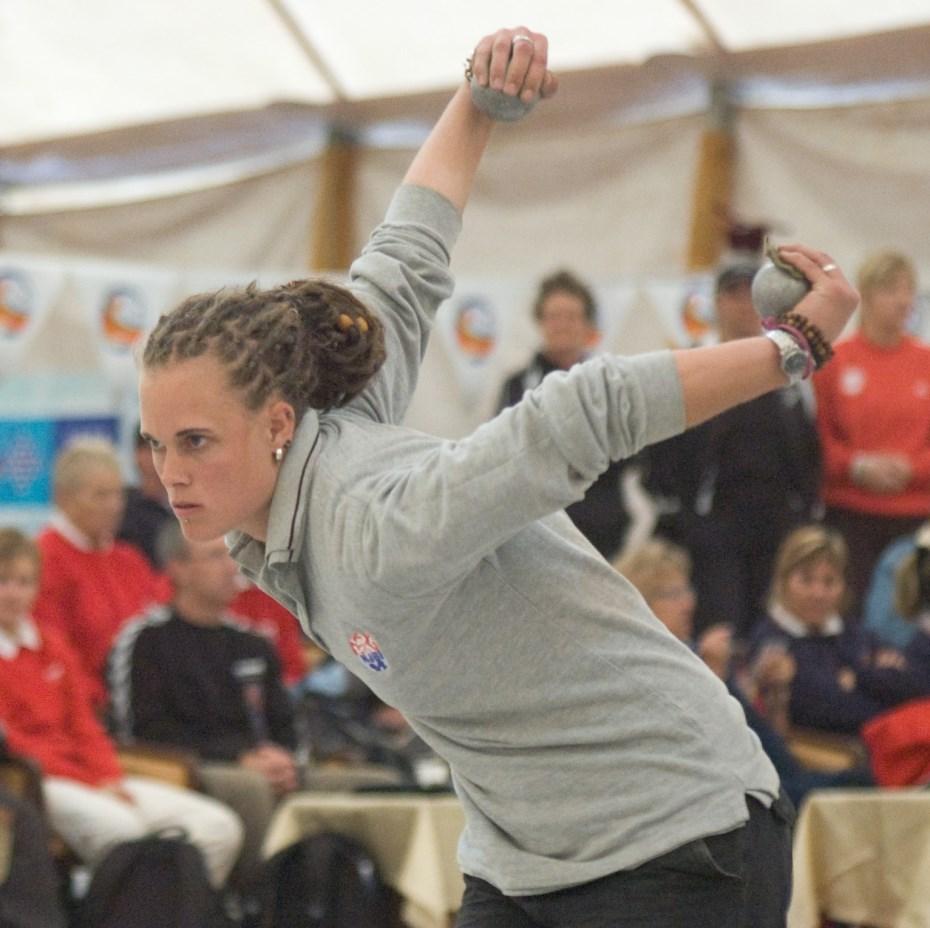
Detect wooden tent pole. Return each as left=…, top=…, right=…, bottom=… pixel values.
left=309, top=127, right=358, bottom=272
left=685, top=81, right=735, bottom=272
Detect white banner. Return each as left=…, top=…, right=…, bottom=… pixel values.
left=635, top=275, right=715, bottom=351
left=597, top=281, right=640, bottom=355
left=0, top=254, right=67, bottom=374
left=434, top=280, right=518, bottom=408
left=70, top=262, right=181, bottom=390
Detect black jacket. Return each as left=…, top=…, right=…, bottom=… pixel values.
left=497, top=352, right=631, bottom=559
left=109, top=608, right=297, bottom=760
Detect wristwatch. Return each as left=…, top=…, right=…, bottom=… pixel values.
left=764, top=329, right=811, bottom=385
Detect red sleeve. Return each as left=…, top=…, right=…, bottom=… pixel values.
left=51, top=633, right=122, bottom=784
left=117, top=543, right=171, bottom=607
left=31, top=533, right=76, bottom=642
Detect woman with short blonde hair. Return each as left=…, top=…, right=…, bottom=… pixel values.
left=814, top=248, right=930, bottom=609
left=751, top=525, right=926, bottom=735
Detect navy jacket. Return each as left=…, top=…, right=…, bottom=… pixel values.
left=749, top=615, right=930, bottom=734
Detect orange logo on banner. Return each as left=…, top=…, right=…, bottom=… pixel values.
left=453, top=296, right=496, bottom=361
left=101, top=288, right=146, bottom=349
left=681, top=290, right=712, bottom=346
left=0, top=273, right=32, bottom=336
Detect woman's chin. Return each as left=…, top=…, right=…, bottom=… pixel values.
left=177, top=518, right=226, bottom=543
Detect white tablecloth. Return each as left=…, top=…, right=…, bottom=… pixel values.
left=789, top=788, right=930, bottom=928
left=264, top=791, right=465, bottom=928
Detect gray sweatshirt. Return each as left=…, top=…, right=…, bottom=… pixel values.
left=229, top=185, right=779, bottom=896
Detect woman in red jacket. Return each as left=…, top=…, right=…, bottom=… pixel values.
left=814, top=250, right=930, bottom=608
left=31, top=437, right=170, bottom=704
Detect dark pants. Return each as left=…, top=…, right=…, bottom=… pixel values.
left=455, top=791, right=795, bottom=928
left=825, top=507, right=926, bottom=613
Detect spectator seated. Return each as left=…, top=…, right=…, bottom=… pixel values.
left=0, top=528, right=243, bottom=890
left=615, top=537, right=873, bottom=805
left=109, top=523, right=401, bottom=890
left=748, top=525, right=930, bottom=737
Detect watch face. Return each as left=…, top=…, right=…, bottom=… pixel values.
left=784, top=347, right=809, bottom=376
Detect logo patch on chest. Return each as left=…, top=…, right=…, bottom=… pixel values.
left=840, top=366, right=866, bottom=396
left=348, top=632, right=388, bottom=672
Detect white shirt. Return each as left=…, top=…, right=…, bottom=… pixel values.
left=0, top=617, right=42, bottom=661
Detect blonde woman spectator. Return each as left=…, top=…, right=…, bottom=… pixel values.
left=614, top=540, right=793, bottom=717
left=814, top=251, right=930, bottom=607
left=616, top=537, right=873, bottom=803
left=749, top=525, right=928, bottom=734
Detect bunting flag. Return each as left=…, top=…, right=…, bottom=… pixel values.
left=434, top=281, right=515, bottom=407
left=71, top=262, right=181, bottom=390
left=634, top=275, right=715, bottom=350
left=0, top=255, right=66, bottom=374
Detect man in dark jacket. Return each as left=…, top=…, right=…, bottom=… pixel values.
left=497, top=270, right=632, bottom=559
left=109, top=522, right=298, bottom=887
left=642, top=263, right=823, bottom=638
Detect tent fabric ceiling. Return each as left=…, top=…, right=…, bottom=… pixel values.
left=5, top=0, right=930, bottom=150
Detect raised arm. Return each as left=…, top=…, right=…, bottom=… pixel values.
left=338, top=246, right=858, bottom=595
left=347, top=27, right=557, bottom=425
left=403, top=27, right=557, bottom=210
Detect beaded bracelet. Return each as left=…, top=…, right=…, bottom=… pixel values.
left=781, top=311, right=834, bottom=369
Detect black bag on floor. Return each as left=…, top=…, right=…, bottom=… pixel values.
left=262, top=831, right=393, bottom=928
left=0, top=789, right=67, bottom=928
left=77, top=831, right=224, bottom=928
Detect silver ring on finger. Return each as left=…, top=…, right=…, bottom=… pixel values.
left=821, top=263, right=838, bottom=272
left=512, top=35, right=534, bottom=46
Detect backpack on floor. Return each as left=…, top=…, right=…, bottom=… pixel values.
left=77, top=831, right=225, bottom=928
left=262, top=831, right=393, bottom=928
left=0, top=790, right=68, bottom=928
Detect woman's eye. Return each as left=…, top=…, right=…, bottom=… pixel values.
left=185, top=435, right=207, bottom=450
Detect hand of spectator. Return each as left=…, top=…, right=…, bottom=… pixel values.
left=752, top=643, right=796, bottom=690
left=240, top=744, right=299, bottom=796
left=469, top=27, right=558, bottom=103
left=837, top=667, right=858, bottom=692
left=851, top=453, right=912, bottom=493
left=697, top=624, right=733, bottom=680
left=873, top=648, right=908, bottom=670
left=775, top=244, right=859, bottom=343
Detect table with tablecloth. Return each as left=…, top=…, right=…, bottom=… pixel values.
left=263, top=791, right=465, bottom=928
left=789, top=788, right=930, bottom=928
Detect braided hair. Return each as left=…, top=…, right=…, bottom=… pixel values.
left=142, top=279, right=386, bottom=415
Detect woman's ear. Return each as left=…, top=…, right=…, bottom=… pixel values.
left=267, top=399, right=296, bottom=452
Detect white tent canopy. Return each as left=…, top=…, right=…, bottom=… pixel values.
left=3, top=2, right=930, bottom=279
left=5, top=0, right=930, bottom=148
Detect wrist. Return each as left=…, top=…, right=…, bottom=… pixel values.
left=763, top=327, right=813, bottom=385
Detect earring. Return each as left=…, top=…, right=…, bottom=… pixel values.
left=273, top=446, right=286, bottom=463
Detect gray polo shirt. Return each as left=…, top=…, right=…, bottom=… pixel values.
left=230, top=184, right=779, bottom=896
